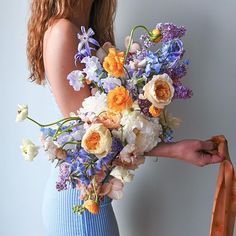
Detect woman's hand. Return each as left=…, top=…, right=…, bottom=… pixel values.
left=145, top=139, right=225, bottom=167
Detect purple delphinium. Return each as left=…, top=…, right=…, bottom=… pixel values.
left=173, top=80, right=193, bottom=99
left=56, top=162, right=70, bottom=191
left=67, top=70, right=85, bottom=91
left=157, top=23, right=186, bottom=43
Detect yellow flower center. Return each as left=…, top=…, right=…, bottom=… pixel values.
left=85, top=131, right=101, bottom=151
left=154, top=80, right=171, bottom=101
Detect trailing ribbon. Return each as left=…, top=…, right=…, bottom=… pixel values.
left=209, top=135, right=236, bottom=236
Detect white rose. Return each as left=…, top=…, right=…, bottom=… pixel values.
left=20, top=139, right=39, bottom=161
left=81, top=123, right=112, bottom=158
left=110, top=166, right=134, bottom=183
left=143, top=73, right=175, bottom=109
left=16, top=104, right=28, bottom=122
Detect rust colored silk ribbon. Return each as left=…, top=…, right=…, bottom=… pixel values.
left=209, top=135, right=236, bottom=236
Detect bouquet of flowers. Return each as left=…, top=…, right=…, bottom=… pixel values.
left=17, top=22, right=192, bottom=215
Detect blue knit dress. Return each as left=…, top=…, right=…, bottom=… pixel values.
left=41, top=85, right=120, bottom=236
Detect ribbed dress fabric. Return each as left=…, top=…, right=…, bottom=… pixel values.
left=41, top=83, right=120, bottom=236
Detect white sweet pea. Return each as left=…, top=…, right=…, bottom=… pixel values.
left=16, top=104, right=28, bottom=122
left=110, top=166, right=134, bottom=183
left=20, top=139, right=39, bottom=161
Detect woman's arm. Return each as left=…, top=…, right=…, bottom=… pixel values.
left=43, top=19, right=91, bottom=117
left=145, top=139, right=224, bottom=167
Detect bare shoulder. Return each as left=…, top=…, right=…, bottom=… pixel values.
left=44, top=19, right=79, bottom=44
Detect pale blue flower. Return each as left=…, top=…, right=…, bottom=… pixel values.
left=67, top=70, right=85, bottom=91
left=101, top=76, right=122, bottom=92
left=82, top=56, right=103, bottom=84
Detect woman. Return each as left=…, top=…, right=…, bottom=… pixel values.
left=27, top=0, right=224, bottom=235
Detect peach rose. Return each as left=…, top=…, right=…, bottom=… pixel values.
left=81, top=123, right=112, bottom=158
left=98, top=111, right=121, bottom=129
left=143, top=73, right=175, bottom=109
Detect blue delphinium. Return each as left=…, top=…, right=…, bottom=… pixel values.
left=159, top=39, right=184, bottom=68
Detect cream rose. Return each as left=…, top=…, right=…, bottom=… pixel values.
left=81, top=123, right=112, bottom=158
left=143, top=73, right=175, bottom=109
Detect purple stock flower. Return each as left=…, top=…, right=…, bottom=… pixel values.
left=173, top=81, right=193, bottom=99
left=157, top=23, right=186, bottom=43
left=163, top=64, right=187, bottom=80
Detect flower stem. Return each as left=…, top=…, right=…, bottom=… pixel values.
left=27, top=116, right=72, bottom=127
left=124, top=25, right=152, bottom=62
left=61, top=141, right=81, bottom=149
left=52, top=118, right=82, bottom=141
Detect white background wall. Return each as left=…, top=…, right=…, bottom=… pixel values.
left=0, top=0, right=235, bottom=235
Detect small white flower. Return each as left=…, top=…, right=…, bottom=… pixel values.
left=110, top=166, right=134, bottom=183
left=20, top=139, right=39, bottom=161
left=16, top=104, right=28, bottom=122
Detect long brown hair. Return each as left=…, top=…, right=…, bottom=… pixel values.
left=27, top=0, right=117, bottom=85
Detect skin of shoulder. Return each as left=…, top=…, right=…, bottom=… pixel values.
left=43, top=19, right=91, bottom=117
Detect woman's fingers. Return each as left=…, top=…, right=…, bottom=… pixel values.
left=198, top=151, right=225, bottom=167
left=199, top=140, right=217, bottom=151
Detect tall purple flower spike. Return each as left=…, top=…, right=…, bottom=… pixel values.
left=75, top=26, right=100, bottom=63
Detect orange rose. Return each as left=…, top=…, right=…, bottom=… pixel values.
left=107, top=86, right=133, bottom=112
left=103, top=48, right=125, bottom=77
left=98, top=111, right=121, bottom=129
left=149, top=105, right=163, bottom=117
